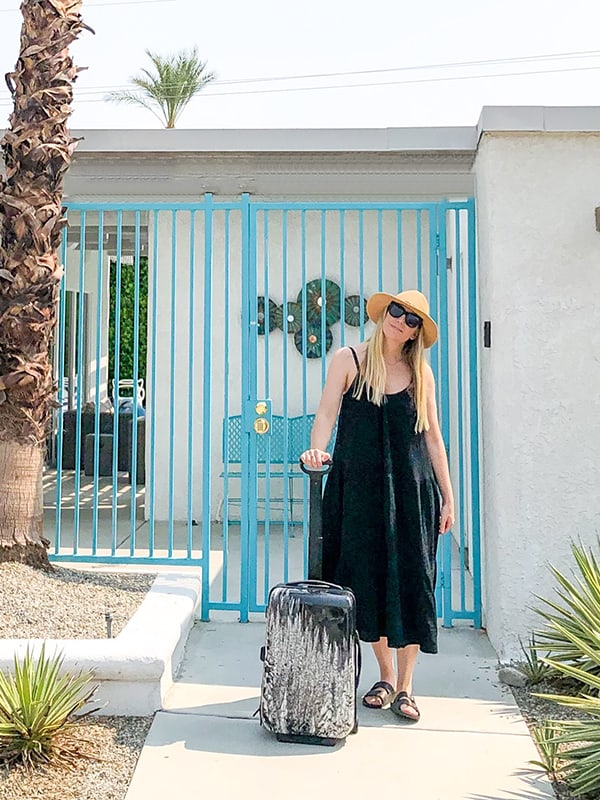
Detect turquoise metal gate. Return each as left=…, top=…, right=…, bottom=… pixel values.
left=47, top=197, right=480, bottom=629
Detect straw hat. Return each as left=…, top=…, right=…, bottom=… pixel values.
left=366, top=289, right=438, bottom=348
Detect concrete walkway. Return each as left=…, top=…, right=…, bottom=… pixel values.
left=124, top=616, right=554, bottom=800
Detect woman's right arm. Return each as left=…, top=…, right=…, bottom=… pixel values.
left=300, top=347, right=354, bottom=468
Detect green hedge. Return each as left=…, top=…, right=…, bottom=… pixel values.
left=108, top=258, right=148, bottom=392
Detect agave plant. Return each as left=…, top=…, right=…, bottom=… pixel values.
left=517, top=634, right=553, bottom=685
left=536, top=657, right=600, bottom=797
left=533, top=539, right=600, bottom=691
left=529, top=720, right=562, bottom=778
left=0, top=645, right=99, bottom=768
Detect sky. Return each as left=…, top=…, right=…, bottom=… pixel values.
left=0, top=0, right=599, bottom=129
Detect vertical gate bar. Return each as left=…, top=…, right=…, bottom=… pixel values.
left=455, top=210, right=467, bottom=612
left=430, top=207, right=442, bottom=617
left=91, top=211, right=105, bottom=555
left=281, top=210, right=290, bottom=582
left=467, top=198, right=482, bottom=627
left=358, top=210, right=365, bottom=340
left=54, top=228, right=69, bottom=554
left=186, top=210, right=196, bottom=559
left=429, top=208, right=439, bottom=387
left=247, top=210, right=261, bottom=610
left=110, top=212, right=123, bottom=555
left=320, top=211, right=327, bottom=391
left=396, top=210, right=403, bottom=289
left=167, top=210, right=178, bottom=557
left=147, top=210, right=159, bottom=557
left=339, top=211, right=346, bottom=346
left=377, top=209, right=383, bottom=290
left=129, top=211, right=142, bottom=555
left=263, top=210, right=271, bottom=600
left=238, top=193, right=253, bottom=622
left=301, top=211, right=309, bottom=576
left=73, top=211, right=87, bottom=555
left=438, top=206, right=453, bottom=627
left=221, top=210, right=231, bottom=601
left=416, top=210, right=423, bottom=293
left=201, top=195, right=214, bottom=620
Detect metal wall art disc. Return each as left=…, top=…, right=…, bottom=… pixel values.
left=257, top=296, right=278, bottom=335
left=298, top=279, right=341, bottom=326
left=273, top=301, right=303, bottom=333
left=294, top=324, right=333, bottom=359
left=344, top=295, right=367, bottom=327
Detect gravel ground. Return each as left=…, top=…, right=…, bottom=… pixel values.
left=509, top=676, right=596, bottom=800
left=0, top=563, right=155, bottom=639
left=0, top=717, right=154, bottom=800
left=0, top=564, right=157, bottom=800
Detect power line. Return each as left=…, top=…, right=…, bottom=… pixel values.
left=3, top=48, right=599, bottom=97
left=1, top=51, right=599, bottom=108
left=1, top=61, right=598, bottom=107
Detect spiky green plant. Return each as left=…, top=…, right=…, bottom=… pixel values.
left=529, top=720, right=562, bottom=778
left=0, top=645, right=99, bottom=768
left=536, top=658, right=600, bottom=797
left=106, top=48, right=215, bottom=128
left=517, top=634, right=553, bottom=685
left=533, top=539, right=600, bottom=691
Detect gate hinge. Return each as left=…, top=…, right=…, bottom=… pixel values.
left=439, top=571, right=445, bottom=589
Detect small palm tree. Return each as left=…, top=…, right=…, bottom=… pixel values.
left=107, top=48, right=215, bottom=128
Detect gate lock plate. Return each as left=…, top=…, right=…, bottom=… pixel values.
left=245, top=398, right=272, bottom=436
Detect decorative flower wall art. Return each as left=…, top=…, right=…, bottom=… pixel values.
left=257, top=281, right=368, bottom=359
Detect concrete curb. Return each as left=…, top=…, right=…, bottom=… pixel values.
left=0, top=573, right=201, bottom=716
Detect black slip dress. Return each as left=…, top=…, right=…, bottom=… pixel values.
left=321, top=346, right=441, bottom=654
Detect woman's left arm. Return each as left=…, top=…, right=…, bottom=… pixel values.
left=423, top=363, right=455, bottom=534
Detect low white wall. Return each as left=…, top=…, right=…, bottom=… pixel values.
left=0, top=574, right=201, bottom=716
left=475, top=130, right=600, bottom=661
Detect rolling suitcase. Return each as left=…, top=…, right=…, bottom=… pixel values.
left=259, top=461, right=361, bottom=746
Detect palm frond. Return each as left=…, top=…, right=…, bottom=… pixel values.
left=107, top=47, right=215, bottom=127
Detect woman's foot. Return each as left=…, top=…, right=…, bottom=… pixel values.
left=361, top=681, right=397, bottom=709
left=391, top=691, right=420, bottom=721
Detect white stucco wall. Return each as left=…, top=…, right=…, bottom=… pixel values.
left=475, top=131, right=600, bottom=661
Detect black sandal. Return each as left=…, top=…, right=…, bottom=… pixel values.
left=361, top=681, right=397, bottom=709
left=391, top=691, right=421, bottom=721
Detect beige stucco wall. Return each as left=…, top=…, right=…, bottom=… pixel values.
left=474, top=131, right=600, bottom=661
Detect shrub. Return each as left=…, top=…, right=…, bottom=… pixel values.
left=0, top=644, right=99, bottom=768
left=537, top=659, right=600, bottom=797
left=533, top=538, right=600, bottom=692
left=516, top=634, right=553, bottom=685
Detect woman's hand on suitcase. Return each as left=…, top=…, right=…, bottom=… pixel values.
left=301, top=449, right=331, bottom=469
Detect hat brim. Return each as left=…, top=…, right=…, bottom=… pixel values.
left=366, top=292, right=438, bottom=348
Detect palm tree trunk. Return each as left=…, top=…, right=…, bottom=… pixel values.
left=0, top=0, right=91, bottom=567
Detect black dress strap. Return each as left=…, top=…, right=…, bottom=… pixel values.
left=348, top=346, right=360, bottom=373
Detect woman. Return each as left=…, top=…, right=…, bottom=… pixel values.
left=300, top=289, right=454, bottom=722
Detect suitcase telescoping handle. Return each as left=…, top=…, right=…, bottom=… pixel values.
left=299, top=459, right=332, bottom=581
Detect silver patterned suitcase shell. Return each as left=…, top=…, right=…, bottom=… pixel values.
left=259, top=579, right=359, bottom=746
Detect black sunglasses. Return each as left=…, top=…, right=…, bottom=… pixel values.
left=387, top=302, right=423, bottom=329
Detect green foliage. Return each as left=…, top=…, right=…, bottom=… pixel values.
left=529, top=720, right=562, bottom=778
left=536, top=662, right=600, bottom=797
left=530, top=540, right=600, bottom=796
left=533, top=538, right=600, bottom=692
left=106, top=48, right=215, bottom=128
left=517, top=634, right=553, bottom=685
left=108, top=258, right=148, bottom=390
left=0, top=645, right=98, bottom=768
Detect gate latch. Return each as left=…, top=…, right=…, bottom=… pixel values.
left=245, top=398, right=272, bottom=435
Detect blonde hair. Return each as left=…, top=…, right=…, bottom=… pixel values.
left=353, top=314, right=430, bottom=433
